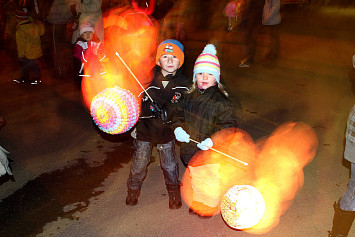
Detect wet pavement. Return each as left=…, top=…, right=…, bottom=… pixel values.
left=0, top=3, right=355, bottom=237
left=0, top=139, right=133, bottom=236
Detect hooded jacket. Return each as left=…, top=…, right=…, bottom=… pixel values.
left=135, top=66, right=190, bottom=144
left=70, top=0, right=104, bottom=43
left=172, top=84, right=238, bottom=165
left=16, top=19, right=45, bottom=59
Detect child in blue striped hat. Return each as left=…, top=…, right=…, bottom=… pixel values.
left=172, top=44, right=238, bottom=218
left=126, top=39, right=190, bottom=210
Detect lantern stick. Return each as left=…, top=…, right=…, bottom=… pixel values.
left=189, top=138, right=248, bottom=166
left=115, top=52, right=154, bottom=102
left=115, top=52, right=247, bottom=165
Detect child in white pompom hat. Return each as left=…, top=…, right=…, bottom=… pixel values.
left=172, top=44, right=238, bottom=218
left=73, top=21, right=104, bottom=88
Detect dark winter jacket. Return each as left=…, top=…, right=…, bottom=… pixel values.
left=135, top=66, right=190, bottom=144
left=172, top=84, right=238, bottom=165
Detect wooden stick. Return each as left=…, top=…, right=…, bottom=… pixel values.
left=115, top=52, right=247, bottom=166
left=115, top=52, right=154, bottom=102
left=189, top=138, right=248, bottom=166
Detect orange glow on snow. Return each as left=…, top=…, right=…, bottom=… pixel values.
left=81, top=7, right=158, bottom=110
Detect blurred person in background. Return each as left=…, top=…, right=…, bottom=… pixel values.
left=328, top=58, right=355, bottom=237
left=328, top=103, right=355, bottom=237
left=69, top=0, right=103, bottom=44
left=14, top=7, right=45, bottom=85
left=0, top=112, right=12, bottom=179
left=238, top=0, right=281, bottom=67
left=261, top=0, right=281, bottom=63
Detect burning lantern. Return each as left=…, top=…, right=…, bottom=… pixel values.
left=221, top=185, right=265, bottom=230
left=90, top=87, right=140, bottom=134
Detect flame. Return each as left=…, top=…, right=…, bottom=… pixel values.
left=181, top=128, right=256, bottom=217
left=181, top=122, right=318, bottom=232
left=81, top=7, right=158, bottom=111
left=248, top=121, right=318, bottom=234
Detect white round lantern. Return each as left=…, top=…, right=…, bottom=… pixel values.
left=221, top=185, right=265, bottom=229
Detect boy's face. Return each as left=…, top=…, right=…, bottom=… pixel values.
left=158, top=54, right=180, bottom=77
left=195, top=72, right=217, bottom=89
left=82, top=31, right=93, bottom=41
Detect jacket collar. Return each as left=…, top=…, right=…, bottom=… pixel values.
left=155, top=65, right=182, bottom=82
left=197, top=84, right=218, bottom=95
left=17, top=19, right=32, bottom=28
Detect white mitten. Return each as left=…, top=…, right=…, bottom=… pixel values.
left=197, top=138, right=213, bottom=150
left=174, top=127, right=190, bottom=143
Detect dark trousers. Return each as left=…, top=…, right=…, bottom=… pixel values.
left=264, top=24, right=280, bottom=59
left=20, top=58, right=41, bottom=82
left=243, top=3, right=263, bottom=63
left=244, top=23, right=280, bottom=62
left=245, top=24, right=259, bottom=63
left=127, top=139, right=179, bottom=190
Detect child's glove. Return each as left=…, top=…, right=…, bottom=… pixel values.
left=174, top=127, right=190, bottom=143
left=150, top=101, right=162, bottom=112
left=197, top=138, right=213, bottom=150
left=150, top=101, right=167, bottom=122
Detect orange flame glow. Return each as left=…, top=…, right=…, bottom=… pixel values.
left=132, top=0, right=155, bottom=16
left=248, top=121, right=318, bottom=234
left=81, top=7, right=158, bottom=110
left=181, top=122, right=318, bottom=233
left=181, top=128, right=256, bottom=217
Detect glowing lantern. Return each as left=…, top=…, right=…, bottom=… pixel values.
left=90, top=87, right=140, bottom=134
left=221, top=185, right=265, bottom=230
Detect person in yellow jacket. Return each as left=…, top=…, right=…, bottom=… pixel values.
left=14, top=7, right=45, bottom=85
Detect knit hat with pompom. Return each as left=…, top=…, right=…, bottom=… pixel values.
left=15, top=8, right=29, bottom=21
left=79, top=21, right=95, bottom=36
left=193, top=44, right=220, bottom=83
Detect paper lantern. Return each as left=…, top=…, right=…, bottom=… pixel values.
left=221, top=185, right=265, bottom=230
left=90, top=87, right=140, bottom=134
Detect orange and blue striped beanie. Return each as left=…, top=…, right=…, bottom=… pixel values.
left=156, top=39, right=184, bottom=68
left=193, top=44, right=220, bottom=83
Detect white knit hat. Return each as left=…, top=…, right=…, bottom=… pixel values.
left=79, top=21, right=95, bottom=35
left=193, top=44, right=220, bottom=83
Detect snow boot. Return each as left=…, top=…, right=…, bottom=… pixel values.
left=126, top=189, right=140, bottom=206
left=167, top=184, right=182, bottom=209
left=328, top=201, right=355, bottom=237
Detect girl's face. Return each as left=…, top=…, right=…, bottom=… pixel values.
left=82, top=31, right=93, bottom=41
left=195, top=72, right=217, bottom=89
left=158, top=54, right=180, bottom=76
